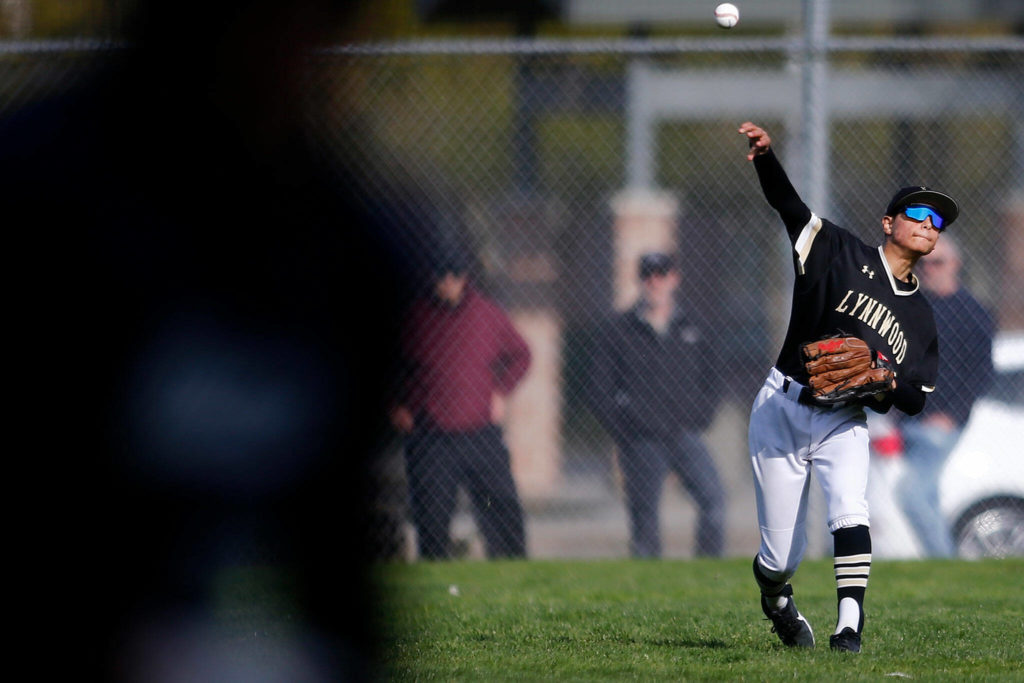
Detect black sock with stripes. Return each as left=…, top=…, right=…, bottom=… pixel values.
left=832, top=525, right=871, bottom=634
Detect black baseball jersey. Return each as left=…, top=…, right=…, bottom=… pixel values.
left=754, top=150, right=938, bottom=415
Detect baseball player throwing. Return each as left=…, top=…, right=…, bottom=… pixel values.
left=739, top=121, right=957, bottom=653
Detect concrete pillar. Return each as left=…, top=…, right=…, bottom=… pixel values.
left=609, top=188, right=679, bottom=310
left=473, top=196, right=568, bottom=502
left=506, top=308, right=563, bottom=499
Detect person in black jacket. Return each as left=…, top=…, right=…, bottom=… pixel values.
left=588, top=252, right=726, bottom=557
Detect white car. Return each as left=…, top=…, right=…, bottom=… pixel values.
left=867, top=331, right=1024, bottom=559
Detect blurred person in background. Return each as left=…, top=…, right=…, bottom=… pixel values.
left=588, top=252, right=726, bottom=558
left=897, top=236, right=995, bottom=557
left=391, top=244, right=531, bottom=559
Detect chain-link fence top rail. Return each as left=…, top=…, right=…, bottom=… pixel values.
left=319, top=36, right=1024, bottom=359
left=8, top=36, right=1021, bottom=559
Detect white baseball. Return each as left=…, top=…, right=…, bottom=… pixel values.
left=715, top=3, right=739, bottom=29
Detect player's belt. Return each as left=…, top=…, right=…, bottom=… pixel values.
left=781, top=375, right=848, bottom=409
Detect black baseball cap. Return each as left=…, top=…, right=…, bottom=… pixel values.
left=885, top=186, right=959, bottom=227
left=638, top=252, right=676, bottom=278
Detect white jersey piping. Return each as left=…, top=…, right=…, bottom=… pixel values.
left=793, top=213, right=823, bottom=275
left=877, top=245, right=919, bottom=296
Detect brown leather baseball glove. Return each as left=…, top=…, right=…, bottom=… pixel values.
left=800, top=335, right=895, bottom=405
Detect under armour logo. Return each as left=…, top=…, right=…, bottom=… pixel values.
left=861, top=265, right=875, bottom=279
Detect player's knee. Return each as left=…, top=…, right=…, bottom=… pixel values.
left=755, top=551, right=799, bottom=585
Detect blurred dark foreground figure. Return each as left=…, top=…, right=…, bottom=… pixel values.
left=7, top=1, right=410, bottom=679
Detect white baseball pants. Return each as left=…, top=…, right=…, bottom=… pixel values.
left=748, top=367, right=871, bottom=581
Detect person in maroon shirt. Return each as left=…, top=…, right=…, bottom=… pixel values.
left=391, top=250, right=531, bottom=558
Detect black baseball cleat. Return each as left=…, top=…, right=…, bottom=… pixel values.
left=829, top=627, right=862, bottom=653
left=761, top=584, right=815, bottom=647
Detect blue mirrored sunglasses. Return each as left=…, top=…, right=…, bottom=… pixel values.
left=903, top=204, right=945, bottom=230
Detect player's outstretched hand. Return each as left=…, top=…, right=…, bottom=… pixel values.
left=739, top=122, right=771, bottom=161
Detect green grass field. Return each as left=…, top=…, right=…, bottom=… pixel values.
left=375, top=558, right=1024, bottom=681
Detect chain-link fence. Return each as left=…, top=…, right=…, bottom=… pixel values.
left=315, top=38, right=1024, bottom=562
left=6, top=35, right=1023, bottom=562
